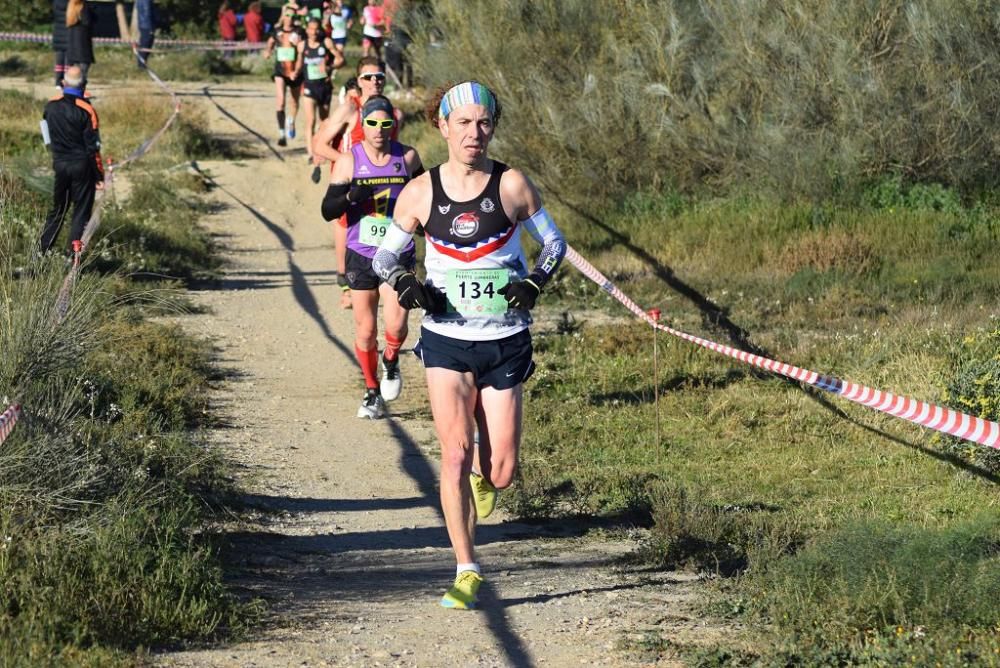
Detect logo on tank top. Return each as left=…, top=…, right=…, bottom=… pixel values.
left=480, top=197, right=496, bottom=213
left=450, top=211, right=480, bottom=238
left=437, top=203, right=452, bottom=215
left=357, top=164, right=370, bottom=175
left=393, top=162, right=402, bottom=173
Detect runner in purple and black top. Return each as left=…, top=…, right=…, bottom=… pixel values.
left=320, top=95, right=423, bottom=419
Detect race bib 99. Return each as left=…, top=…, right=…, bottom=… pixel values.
left=358, top=215, right=389, bottom=246
left=446, top=269, right=510, bottom=315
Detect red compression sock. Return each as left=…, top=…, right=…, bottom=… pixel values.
left=383, top=332, right=405, bottom=362
left=355, top=344, right=379, bottom=389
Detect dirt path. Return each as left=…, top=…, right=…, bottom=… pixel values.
left=119, top=80, right=715, bottom=667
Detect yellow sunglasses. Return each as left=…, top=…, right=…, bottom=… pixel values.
left=363, top=118, right=395, bottom=129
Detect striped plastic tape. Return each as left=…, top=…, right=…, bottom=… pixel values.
left=0, top=404, right=21, bottom=446
left=564, top=246, right=1000, bottom=449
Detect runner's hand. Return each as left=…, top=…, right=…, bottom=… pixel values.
left=347, top=183, right=373, bottom=204
left=395, top=273, right=433, bottom=310
left=499, top=278, right=540, bottom=310
left=95, top=180, right=105, bottom=191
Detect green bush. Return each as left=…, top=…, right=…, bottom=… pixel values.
left=743, top=516, right=1000, bottom=665
left=404, top=0, right=1000, bottom=202
left=940, top=328, right=1000, bottom=474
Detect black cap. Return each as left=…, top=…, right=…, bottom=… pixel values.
left=361, top=96, right=394, bottom=118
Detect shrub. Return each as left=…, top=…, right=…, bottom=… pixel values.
left=403, top=1, right=1000, bottom=203
left=940, top=328, right=1000, bottom=474
left=746, top=516, right=1000, bottom=662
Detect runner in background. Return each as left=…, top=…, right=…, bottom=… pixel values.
left=312, top=58, right=399, bottom=309
left=327, top=0, right=353, bottom=71
left=372, top=81, right=567, bottom=609
left=263, top=7, right=305, bottom=147
left=302, top=0, right=325, bottom=22
left=360, top=0, right=384, bottom=60
left=320, top=95, right=423, bottom=419
left=301, top=18, right=340, bottom=170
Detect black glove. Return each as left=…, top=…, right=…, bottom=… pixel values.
left=347, top=183, right=373, bottom=204
left=395, top=273, right=434, bottom=310
left=499, top=277, right=541, bottom=310
left=310, top=165, right=322, bottom=184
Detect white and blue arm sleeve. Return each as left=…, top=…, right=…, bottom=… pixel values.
left=521, top=207, right=566, bottom=288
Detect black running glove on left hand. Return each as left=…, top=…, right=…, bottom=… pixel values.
left=348, top=183, right=374, bottom=204
left=395, top=273, right=435, bottom=310
left=499, top=277, right=541, bottom=310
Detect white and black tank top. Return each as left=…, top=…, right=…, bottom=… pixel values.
left=421, top=161, right=532, bottom=341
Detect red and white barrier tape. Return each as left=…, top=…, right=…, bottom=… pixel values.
left=0, top=403, right=22, bottom=447
left=0, top=31, right=265, bottom=51
left=565, top=246, right=1000, bottom=449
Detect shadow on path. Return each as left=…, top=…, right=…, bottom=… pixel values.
left=202, top=84, right=284, bottom=161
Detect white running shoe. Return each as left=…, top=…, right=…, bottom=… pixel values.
left=286, top=118, right=296, bottom=139
left=380, top=354, right=402, bottom=401
left=357, top=389, right=385, bottom=419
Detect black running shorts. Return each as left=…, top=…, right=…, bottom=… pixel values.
left=303, top=80, right=332, bottom=106
left=414, top=327, right=535, bottom=391
left=345, top=247, right=414, bottom=291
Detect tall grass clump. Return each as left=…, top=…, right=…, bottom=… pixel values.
left=404, top=0, right=1000, bottom=202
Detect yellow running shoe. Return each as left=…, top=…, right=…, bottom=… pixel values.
left=470, top=471, right=497, bottom=519
left=440, top=570, right=483, bottom=610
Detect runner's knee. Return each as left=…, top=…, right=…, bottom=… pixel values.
left=440, top=439, right=473, bottom=481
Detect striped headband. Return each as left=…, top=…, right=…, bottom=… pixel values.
left=438, top=81, right=497, bottom=121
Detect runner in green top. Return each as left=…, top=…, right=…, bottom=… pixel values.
left=300, top=18, right=341, bottom=167
left=263, top=9, right=305, bottom=147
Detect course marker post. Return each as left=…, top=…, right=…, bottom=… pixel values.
left=649, top=308, right=662, bottom=453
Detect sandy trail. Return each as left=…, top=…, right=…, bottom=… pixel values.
left=2, top=76, right=713, bottom=667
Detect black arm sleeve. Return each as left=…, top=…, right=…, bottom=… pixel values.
left=321, top=183, right=351, bottom=221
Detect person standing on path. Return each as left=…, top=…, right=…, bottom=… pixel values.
left=243, top=1, right=265, bottom=44
left=39, top=65, right=105, bottom=255
left=52, top=0, right=69, bottom=86
left=321, top=95, right=422, bottom=419
left=312, top=57, right=400, bottom=309
left=263, top=8, right=305, bottom=147
left=218, top=1, right=238, bottom=43
left=373, top=81, right=567, bottom=609
left=65, top=0, right=95, bottom=88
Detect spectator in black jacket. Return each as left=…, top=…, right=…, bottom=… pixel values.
left=66, top=0, right=95, bottom=87
left=52, top=0, right=69, bottom=86
left=39, top=65, right=105, bottom=255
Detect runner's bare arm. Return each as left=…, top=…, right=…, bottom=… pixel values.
left=329, top=39, right=344, bottom=69
left=292, top=41, right=304, bottom=79
left=312, top=100, right=354, bottom=163
left=404, top=147, right=423, bottom=178
left=264, top=35, right=275, bottom=59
